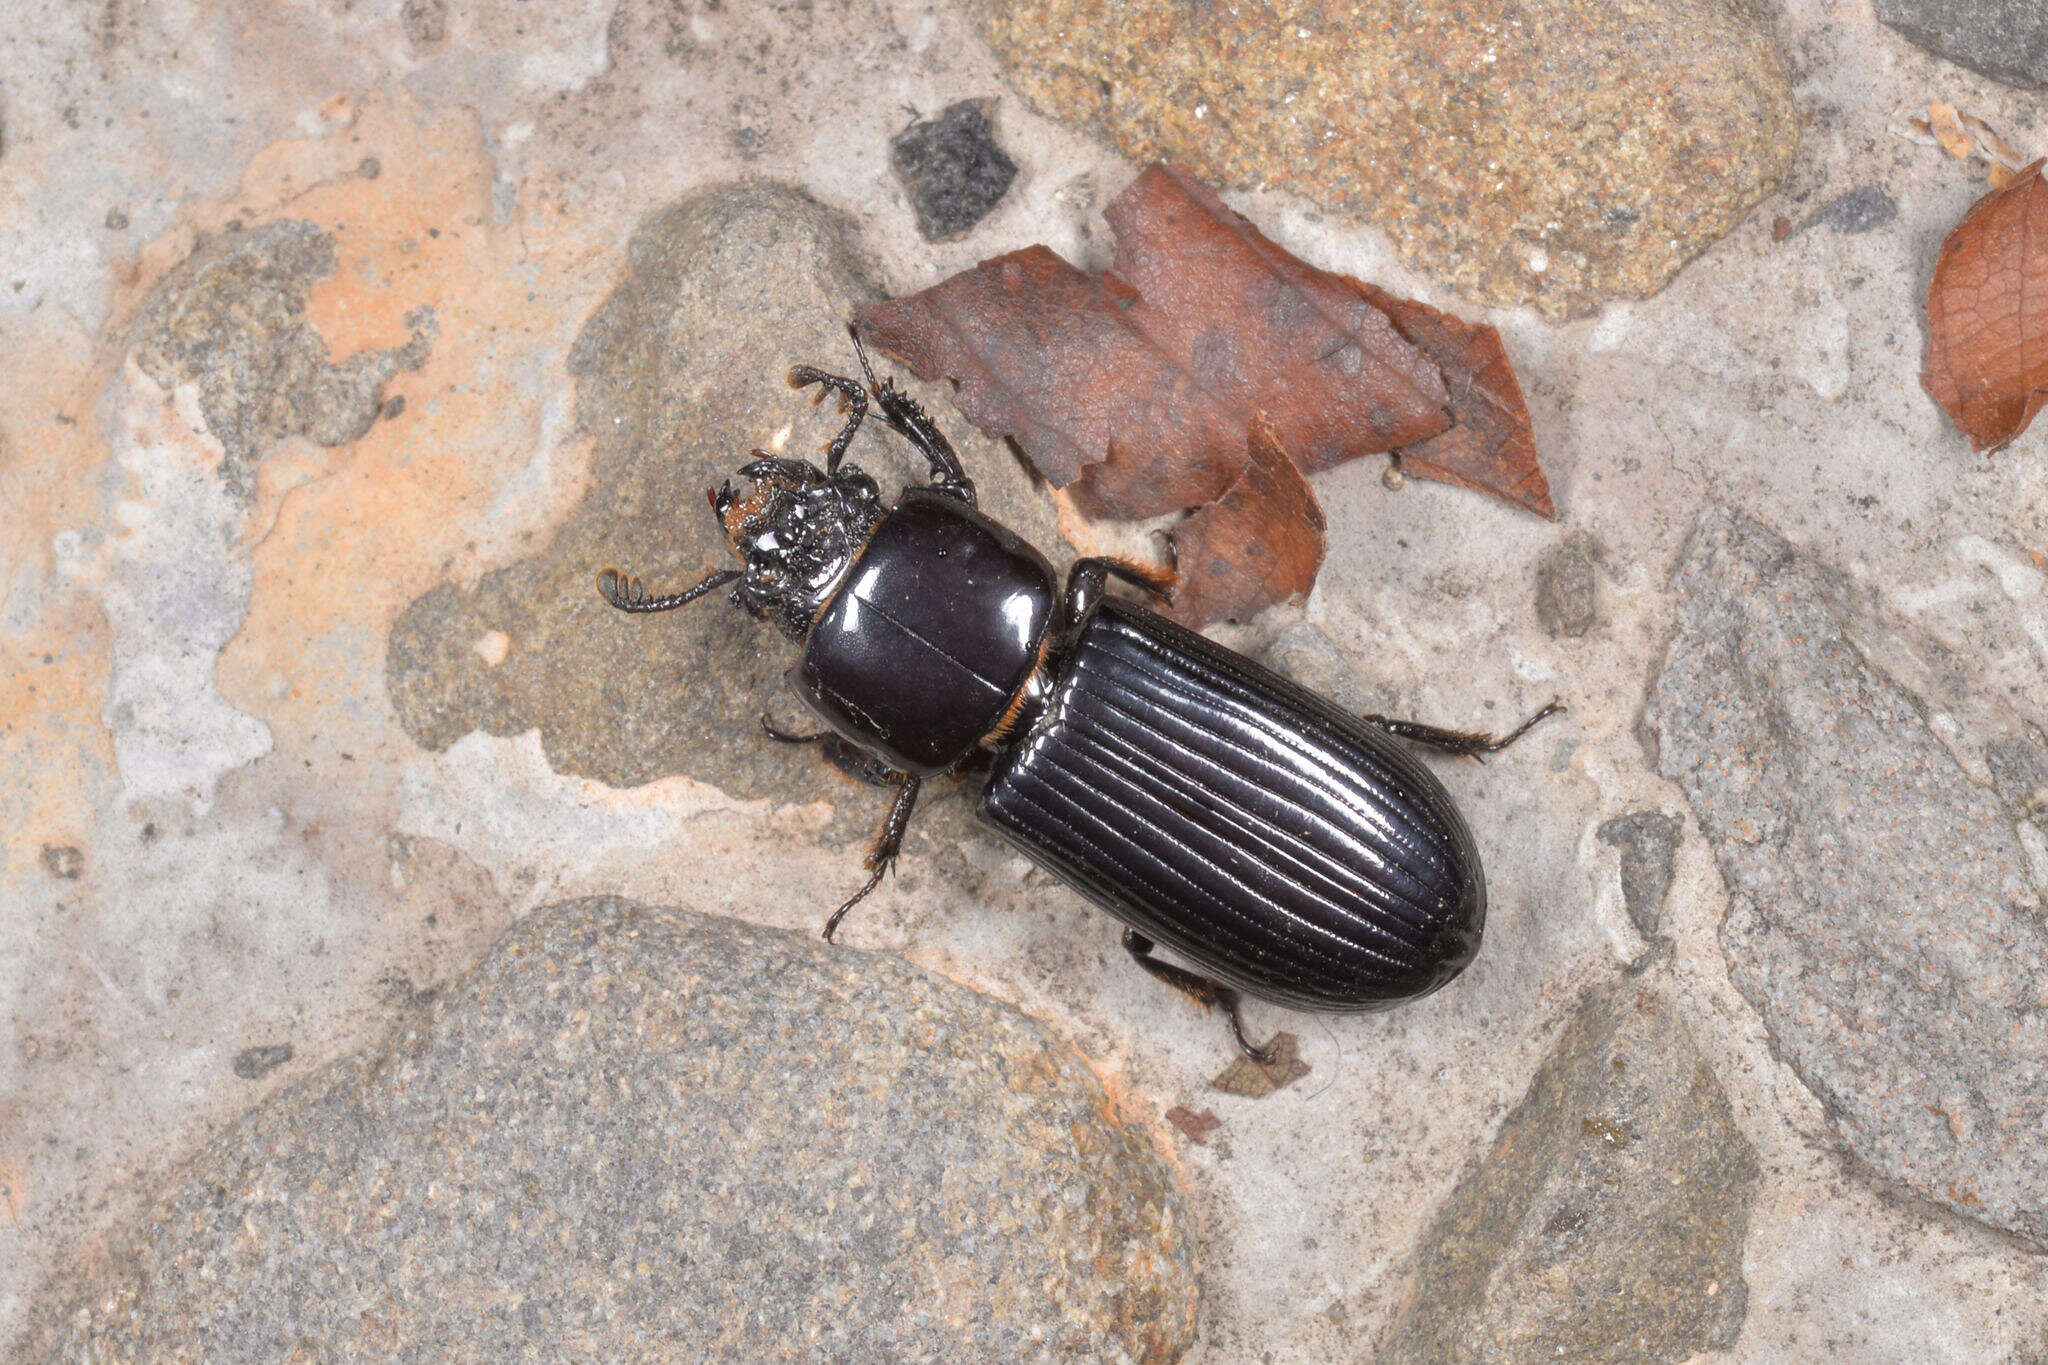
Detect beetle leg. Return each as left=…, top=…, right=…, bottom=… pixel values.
left=1120, top=929, right=1279, bottom=1063
left=1063, top=556, right=1177, bottom=625
left=787, top=365, right=869, bottom=474
left=822, top=772, right=922, bottom=942
left=849, top=328, right=978, bottom=506
left=1361, top=697, right=1565, bottom=763
left=597, top=566, right=740, bottom=614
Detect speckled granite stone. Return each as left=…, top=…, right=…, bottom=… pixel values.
left=1384, top=981, right=1757, bottom=1363
left=964, top=0, right=1797, bottom=316
left=47, top=898, right=1198, bottom=1361
left=1642, top=510, right=2048, bottom=1245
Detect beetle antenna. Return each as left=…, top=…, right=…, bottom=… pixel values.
left=596, top=566, right=740, bottom=614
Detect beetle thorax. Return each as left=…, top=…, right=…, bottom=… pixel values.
left=712, top=456, right=884, bottom=640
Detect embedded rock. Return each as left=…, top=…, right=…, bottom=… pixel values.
left=965, top=0, right=1797, bottom=316
left=1642, top=509, right=2048, bottom=1244
left=132, top=220, right=434, bottom=496
left=383, top=182, right=1059, bottom=799
left=1385, top=982, right=1757, bottom=1363
left=49, top=898, right=1198, bottom=1361
left=1872, top=0, right=2048, bottom=90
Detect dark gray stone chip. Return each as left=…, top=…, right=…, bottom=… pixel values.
left=889, top=99, right=1019, bottom=242
left=1597, top=811, right=1683, bottom=940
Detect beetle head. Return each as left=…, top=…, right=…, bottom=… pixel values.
left=712, top=456, right=884, bottom=640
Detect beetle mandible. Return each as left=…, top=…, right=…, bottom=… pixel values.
left=598, top=334, right=1560, bottom=1059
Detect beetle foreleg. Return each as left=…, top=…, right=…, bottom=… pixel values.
left=849, top=328, right=977, bottom=506
left=596, top=566, right=741, bottom=614
left=787, top=365, right=869, bottom=473
left=1120, top=929, right=1279, bottom=1063
left=822, top=772, right=922, bottom=942
left=1063, top=556, right=1176, bottom=626
left=1361, top=697, right=1565, bottom=762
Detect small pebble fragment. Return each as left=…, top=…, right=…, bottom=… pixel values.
left=889, top=99, right=1017, bottom=242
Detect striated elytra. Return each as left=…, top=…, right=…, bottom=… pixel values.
left=598, top=334, right=1557, bottom=1057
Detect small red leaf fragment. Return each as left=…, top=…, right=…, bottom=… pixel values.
left=1352, top=281, right=1556, bottom=517
left=1165, top=416, right=1326, bottom=627
left=1923, top=160, right=2048, bottom=453
left=1165, top=1106, right=1221, bottom=1144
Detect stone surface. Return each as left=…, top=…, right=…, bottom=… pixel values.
left=1383, top=981, right=1758, bottom=1363
left=1643, top=509, right=2048, bottom=1245
left=385, top=179, right=1059, bottom=800
left=889, top=99, right=1018, bottom=242
left=1597, top=811, right=1683, bottom=940
left=1873, top=0, right=2048, bottom=89
left=964, top=0, right=1798, bottom=316
left=47, top=898, right=1198, bottom=1361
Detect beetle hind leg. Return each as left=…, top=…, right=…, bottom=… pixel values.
left=1120, top=929, right=1278, bottom=1063
left=822, top=773, right=922, bottom=942
left=1362, top=697, right=1565, bottom=763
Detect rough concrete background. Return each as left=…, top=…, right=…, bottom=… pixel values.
left=3, top=0, right=2047, bottom=1359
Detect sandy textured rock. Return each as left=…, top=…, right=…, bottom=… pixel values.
left=1872, top=0, right=2048, bottom=89
left=1384, top=981, right=1757, bottom=1363
left=1643, top=509, right=2048, bottom=1244
left=48, top=897, right=1198, bottom=1361
left=963, top=0, right=1797, bottom=316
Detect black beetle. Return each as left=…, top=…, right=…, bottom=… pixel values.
left=600, top=336, right=1559, bottom=1058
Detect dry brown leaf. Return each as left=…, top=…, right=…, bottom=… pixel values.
left=1990, top=163, right=2027, bottom=191
left=858, top=164, right=1454, bottom=520
left=1104, top=165, right=1453, bottom=475
left=857, top=245, right=1249, bottom=513
left=1165, top=416, right=1326, bottom=626
left=1209, top=1031, right=1311, bottom=1098
left=1351, top=281, right=1556, bottom=518
left=1923, top=160, right=2048, bottom=452
left=858, top=163, right=1551, bottom=625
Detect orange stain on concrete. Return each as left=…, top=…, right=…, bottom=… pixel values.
left=0, top=306, right=117, bottom=878
left=202, top=95, right=609, bottom=762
